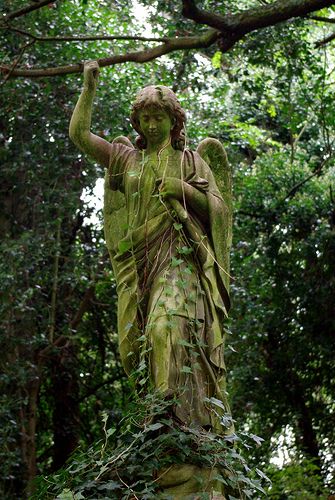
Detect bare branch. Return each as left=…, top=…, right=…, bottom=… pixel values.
left=315, top=30, right=335, bottom=46
left=37, top=284, right=95, bottom=362
left=3, top=0, right=55, bottom=22
left=70, top=285, right=95, bottom=330
left=181, top=0, right=230, bottom=32
left=37, top=334, right=68, bottom=361
left=49, top=218, right=61, bottom=344
left=283, top=156, right=332, bottom=202
left=182, top=0, right=335, bottom=35
left=78, top=377, right=121, bottom=403
left=0, top=39, right=35, bottom=85
left=2, top=26, right=169, bottom=43
left=240, top=155, right=333, bottom=219
left=330, top=184, right=334, bottom=203
left=0, top=29, right=219, bottom=78
left=309, top=14, right=335, bottom=22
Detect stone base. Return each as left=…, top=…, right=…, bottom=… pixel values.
left=157, top=464, right=226, bottom=499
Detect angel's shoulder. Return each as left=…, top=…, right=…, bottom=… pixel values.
left=110, top=136, right=137, bottom=160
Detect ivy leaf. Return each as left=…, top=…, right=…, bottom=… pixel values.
left=176, top=279, right=187, bottom=288
left=250, top=433, right=264, bottom=447
left=181, top=365, right=192, bottom=373
left=212, top=51, right=222, bottom=69
left=178, top=245, right=193, bottom=255
left=97, top=481, right=120, bottom=491
left=183, top=266, right=192, bottom=275
left=74, top=493, right=85, bottom=500
left=207, top=397, right=226, bottom=411
left=171, top=257, right=184, bottom=267
left=56, top=490, right=75, bottom=500
left=227, top=344, right=238, bottom=353
left=146, top=422, right=164, bottom=432
left=178, top=339, right=194, bottom=348
left=221, top=414, right=233, bottom=428
left=255, top=468, right=271, bottom=482
left=118, top=240, right=132, bottom=255
left=224, top=433, right=240, bottom=444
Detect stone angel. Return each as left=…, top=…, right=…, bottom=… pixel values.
left=69, top=61, right=233, bottom=432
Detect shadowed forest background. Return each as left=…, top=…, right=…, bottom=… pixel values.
left=1, top=0, right=334, bottom=498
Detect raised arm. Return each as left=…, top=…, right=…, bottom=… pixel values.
left=69, top=61, right=111, bottom=168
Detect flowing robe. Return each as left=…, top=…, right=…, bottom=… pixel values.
left=106, top=143, right=231, bottom=428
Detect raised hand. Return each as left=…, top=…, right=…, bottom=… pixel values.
left=70, top=59, right=111, bottom=168
left=83, top=60, right=100, bottom=91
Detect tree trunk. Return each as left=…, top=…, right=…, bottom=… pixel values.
left=50, top=341, right=80, bottom=471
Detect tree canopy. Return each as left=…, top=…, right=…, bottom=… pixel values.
left=1, top=0, right=335, bottom=77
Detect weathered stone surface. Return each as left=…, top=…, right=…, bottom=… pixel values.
left=70, top=61, right=233, bottom=498
left=157, top=464, right=226, bottom=499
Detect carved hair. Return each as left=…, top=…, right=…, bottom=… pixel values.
left=130, top=85, right=186, bottom=150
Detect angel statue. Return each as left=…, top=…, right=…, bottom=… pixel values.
left=69, top=61, right=233, bottom=435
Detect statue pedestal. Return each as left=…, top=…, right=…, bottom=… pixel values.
left=157, top=464, right=226, bottom=499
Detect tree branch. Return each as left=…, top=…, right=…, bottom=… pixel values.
left=282, top=156, right=332, bottom=202
left=49, top=219, right=61, bottom=344
left=37, top=284, right=95, bottom=361
left=2, top=0, right=335, bottom=78
left=181, top=0, right=230, bottom=32
left=315, top=31, right=335, bottom=46
left=0, top=39, right=35, bottom=85
left=309, top=14, right=335, bottom=22
left=182, top=0, right=335, bottom=35
left=78, top=376, right=121, bottom=403
left=70, top=285, right=95, bottom=330
left=3, top=0, right=55, bottom=22
left=0, top=29, right=219, bottom=78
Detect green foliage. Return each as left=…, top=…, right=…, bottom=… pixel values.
left=266, top=459, right=328, bottom=499
left=32, top=393, right=269, bottom=499
left=229, top=147, right=335, bottom=450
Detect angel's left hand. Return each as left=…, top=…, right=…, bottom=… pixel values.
left=157, top=177, right=183, bottom=200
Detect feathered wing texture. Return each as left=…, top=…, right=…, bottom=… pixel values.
left=103, top=136, right=133, bottom=262
left=196, top=138, right=232, bottom=292
left=104, top=136, right=232, bottom=292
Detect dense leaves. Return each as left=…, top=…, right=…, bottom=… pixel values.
left=32, top=394, right=270, bottom=499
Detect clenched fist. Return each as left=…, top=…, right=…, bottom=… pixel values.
left=83, top=61, right=100, bottom=90
left=157, top=177, right=183, bottom=200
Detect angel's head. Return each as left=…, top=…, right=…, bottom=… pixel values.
left=130, top=85, right=186, bottom=151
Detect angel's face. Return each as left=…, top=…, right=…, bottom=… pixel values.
left=138, top=105, right=173, bottom=150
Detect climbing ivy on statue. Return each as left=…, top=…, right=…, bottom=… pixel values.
left=33, top=392, right=269, bottom=499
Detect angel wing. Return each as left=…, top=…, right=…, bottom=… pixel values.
left=196, top=138, right=232, bottom=292
left=103, top=136, right=133, bottom=262
left=104, top=136, right=232, bottom=290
